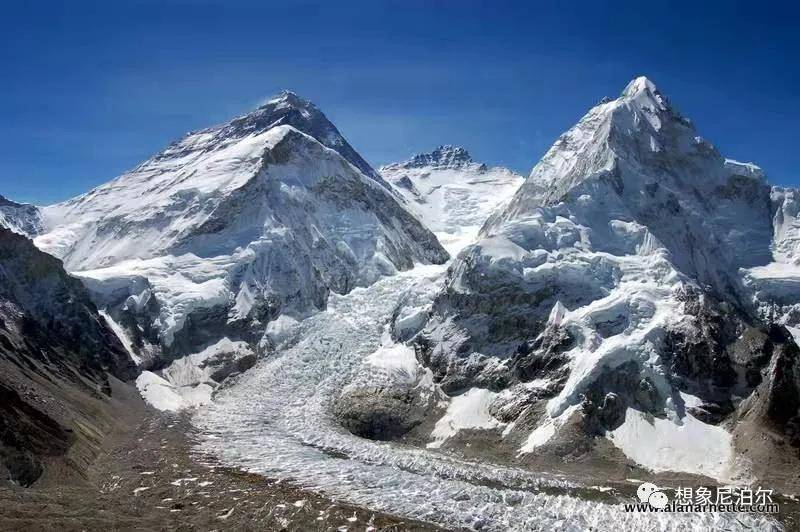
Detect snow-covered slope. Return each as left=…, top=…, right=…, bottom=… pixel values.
left=744, top=186, right=800, bottom=334
left=411, top=76, right=800, bottom=481
left=770, top=186, right=800, bottom=264
left=31, top=92, right=448, bottom=366
left=381, top=146, right=523, bottom=254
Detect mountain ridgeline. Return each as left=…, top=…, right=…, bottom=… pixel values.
left=11, top=92, right=448, bottom=374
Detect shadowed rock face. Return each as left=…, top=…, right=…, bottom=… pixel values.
left=334, top=385, right=433, bottom=441
left=759, top=327, right=800, bottom=445
left=0, top=229, right=135, bottom=382
left=0, top=382, right=71, bottom=486
left=0, top=228, right=136, bottom=486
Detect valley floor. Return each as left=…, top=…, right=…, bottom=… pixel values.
left=0, top=402, right=437, bottom=531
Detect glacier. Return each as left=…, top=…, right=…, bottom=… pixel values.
left=195, top=257, right=777, bottom=531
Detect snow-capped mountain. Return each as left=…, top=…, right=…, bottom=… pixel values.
left=26, top=92, right=448, bottom=373
left=381, top=146, right=524, bottom=254
left=0, top=195, right=42, bottom=238
left=407, top=77, right=800, bottom=483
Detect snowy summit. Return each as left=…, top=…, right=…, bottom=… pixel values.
left=5, top=91, right=448, bottom=381
left=382, top=146, right=523, bottom=254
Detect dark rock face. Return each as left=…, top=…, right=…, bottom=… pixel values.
left=399, top=145, right=474, bottom=170
left=0, top=228, right=136, bottom=486
left=0, top=382, right=71, bottom=486
left=662, top=288, right=790, bottom=403
left=581, top=362, right=664, bottom=434
left=761, top=329, right=800, bottom=446
left=204, top=350, right=257, bottom=383
left=0, top=229, right=136, bottom=382
left=393, top=176, right=420, bottom=197
left=334, top=385, right=433, bottom=441
left=164, top=304, right=257, bottom=368
left=510, top=325, right=574, bottom=384
left=687, top=401, right=734, bottom=425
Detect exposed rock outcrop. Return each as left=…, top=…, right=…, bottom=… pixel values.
left=0, top=228, right=136, bottom=486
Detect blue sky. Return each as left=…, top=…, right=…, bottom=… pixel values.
left=1, top=0, right=798, bottom=204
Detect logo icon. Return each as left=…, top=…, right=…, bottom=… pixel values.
left=637, top=482, right=669, bottom=510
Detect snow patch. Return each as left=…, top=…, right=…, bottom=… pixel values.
left=518, top=405, right=579, bottom=454
left=136, top=338, right=253, bottom=411
left=607, top=408, right=739, bottom=482
left=99, top=310, right=141, bottom=364
left=428, top=388, right=502, bottom=448
left=365, top=338, right=419, bottom=384
left=136, top=371, right=186, bottom=412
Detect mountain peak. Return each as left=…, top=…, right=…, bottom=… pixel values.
left=261, top=89, right=310, bottom=110
left=380, top=145, right=523, bottom=247
left=175, top=90, right=385, bottom=184
left=618, top=75, right=672, bottom=114
left=391, top=145, right=475, bottom=170
left=0, top=194, right=22, bottom=208
left=497, top=76, right=741, bottom=230
left=0, top=194, right=42, bottom=237
left=246, top=89, right=321, bottom=124
left=622, top=75, right=658, bottom=97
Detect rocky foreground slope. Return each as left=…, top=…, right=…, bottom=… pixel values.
left=0, top=227, right=135, bottom=486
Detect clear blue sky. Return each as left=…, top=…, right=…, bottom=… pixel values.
left=1, top=0, right=798, bottom=204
